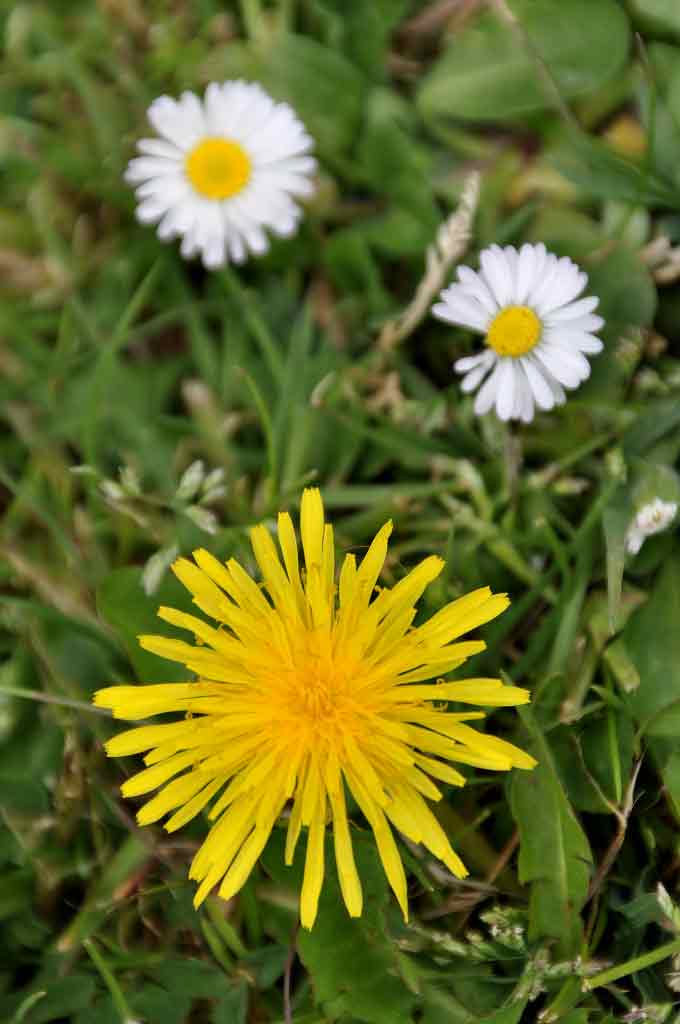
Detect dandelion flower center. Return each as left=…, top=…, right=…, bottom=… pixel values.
left=487, top=305, right=541, bottom=357
left=185, top=137, right=251, bottom=199
left=270, top=648, right=367, bottom=744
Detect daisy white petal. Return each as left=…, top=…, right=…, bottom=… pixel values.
left=534, top=344, right=590, bottom=389
left=147, top=95, right=202, bottom=149
left=125, top=80, right=316, bottom=270
left=495, top=359, right=518, bottom=421
left=512, top=362, right=534, bottom=422
left=474, top=362, right=503, bottom=415
left=480, top=245, right=514, bottom=307
left=525, top=253, right=559, bottom=307
left=460, top=354, right=496, bottom=393
left=432, top=290, right=490, bottom=332
left=543, top=327, right=603, bottom=355
left=534, top=262, right=587, bottom=316
left=456, top=266, right=499, bottom=316
left=545, top=295, right=600, bottom=322
left=454, top=351, right=493, bottom=374
left=518, top=369, right=536, bottom=423
left=515, top=243, right=537, bottom=304
left=521, top=355, right=556, bottom=410
left=137, top=138, right=184, bottom=160
left=125, top=157, right=180, bottom=184
left=432, top=242, right=604, bottom=422
left=555, top=314, right=604, bottom=334
left=502, top=245, right=519, bottom=289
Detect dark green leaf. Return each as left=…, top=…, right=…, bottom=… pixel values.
left=511, top=707, right=592, bottom=955
left=554, top=133, right=679, bottom=209
left=624, top=551, right=680, bottom=734
left=418, top=0, right=630, bottom=121
left=96, top=566, right=193, bottom=683
left=623, top=398, right=680, bottom=457
left=16, top=976, right=96, bottom=1024
left=211, top=981, right=248, bottom=1024
left=630, top=0, right=680, bottom=40
left=262, top=830, right=418, bottom=1024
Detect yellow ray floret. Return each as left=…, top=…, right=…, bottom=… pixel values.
left=94, top=487, right=535, bottom=928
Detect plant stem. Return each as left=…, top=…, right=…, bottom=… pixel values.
left=583, top=936, right=680, bottom=991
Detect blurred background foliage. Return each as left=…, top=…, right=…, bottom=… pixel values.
left=2, top=0, right=680, bottom=1021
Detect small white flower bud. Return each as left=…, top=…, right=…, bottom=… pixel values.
left=625, top=498, right=677, bottom=555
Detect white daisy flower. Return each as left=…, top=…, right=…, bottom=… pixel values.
left=125, top=81, right=316, bottom=269
left=432, top=243, right=604, bottom=423
left=625, top=498, right=678, bottom=555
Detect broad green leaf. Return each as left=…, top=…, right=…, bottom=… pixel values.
left=0, top=778, right=49, bottom=815
left=418, top=0, right=630, bottom=121
left=131, top=985, right=192, bottom=1024
left=668, top=63, right=680, bottom=149
left=630, top=0, right=680, bottom=40
left=623, top=399, right=680, bottom=457
left=478, top=998, right=530, bottom=1024
left=357, top=89, right=438, bottom=238
left=624, top=553, right=680, bottom=735
left=551, top=711, right=634, bottom=813
left=420, top=984, right=481, bottom=1023
left=529, top=207, right=657, bottom=333
left=8, top=976, right=96, bottom=1024
left=74, top=995, right=119, bottom=1024
left=150, top=959, right=235, bottom=1000
left=261, top=830, right=418, bottom=1024
left=312, top=0, right=410, bottom=79
left=96, top=566, right=193, bottom=683
left=553, top=133, right=680, bottom=209
left=587, top=246, right=657, bottom=331
left=511, top=707, right=592, bottom=956
left=211, top=981, right=248, bottom=1024
left=657, top=746, right=680, bottom=819
left=639, top=75, right=680, bottom=188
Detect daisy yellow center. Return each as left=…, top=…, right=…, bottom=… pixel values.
left=185, top=138, right=251, bottom=199
left=487, top=305, right=541, bottom=357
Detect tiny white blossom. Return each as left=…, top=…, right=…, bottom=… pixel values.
left=625, top=498, right=678, bottom=555
left=432, top=243, right=604, bottom=423
left=125, top=81, right=316, bottom=269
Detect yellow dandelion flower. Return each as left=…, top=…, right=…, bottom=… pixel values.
left=95, top=488, right=535, bottom=928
